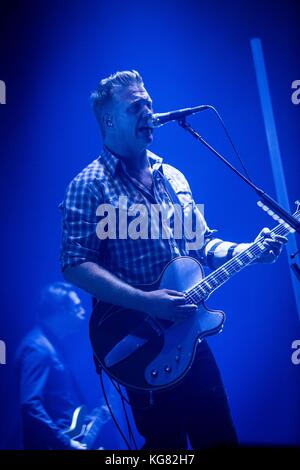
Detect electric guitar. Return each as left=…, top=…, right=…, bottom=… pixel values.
left=65, top=404, right=111, bottom=449
left=89, top=204, right=299, bottom=391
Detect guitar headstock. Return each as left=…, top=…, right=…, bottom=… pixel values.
left=257, top=199, right=300, bottom=233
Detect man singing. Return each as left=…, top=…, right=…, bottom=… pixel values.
left=60, top=70, right=286, bottom=449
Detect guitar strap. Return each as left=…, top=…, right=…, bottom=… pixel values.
left=159, top=165, right=188, bottom=255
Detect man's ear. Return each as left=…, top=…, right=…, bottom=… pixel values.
left=103, top=113, right=113, bottom=128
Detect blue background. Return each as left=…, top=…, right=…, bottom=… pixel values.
left=0, top=0, right=299, bottom=448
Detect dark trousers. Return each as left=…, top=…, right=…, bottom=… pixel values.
left=126, top=341, right=238, bottom=450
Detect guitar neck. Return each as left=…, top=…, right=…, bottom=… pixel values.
left=187, top=221, right=291, bottom=304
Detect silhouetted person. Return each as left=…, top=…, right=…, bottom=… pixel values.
left=16, top=282, right=87, bottom=450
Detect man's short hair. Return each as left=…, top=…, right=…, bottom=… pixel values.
left=90, top=70, right=144, bottom=135
left=38, top=282, right=75, bottom=321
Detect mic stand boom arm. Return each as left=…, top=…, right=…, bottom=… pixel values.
left=178, top=119, right=300, bottom=234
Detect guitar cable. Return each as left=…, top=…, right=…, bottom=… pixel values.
left=108, top=373, right=154, bottom=411
left=104, top=372, right=139, bottom=449
left=99, top=368, right=133, bottom=450
left=115, top=382, right=138, bottom=450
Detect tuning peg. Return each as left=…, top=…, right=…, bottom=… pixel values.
left=266, top=209, right=280, bottom=221
left=257, top=200, right=297, bottom=230
left=257, top=201, right=269, bottom=210
left=257, top=200, right=272, bottom=212
left=267, top=210, right=281, bottom=222
left=258, top=200, right=279, bottom=221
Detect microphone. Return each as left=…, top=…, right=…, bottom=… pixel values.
left=150, top=105, right=210, bottom=127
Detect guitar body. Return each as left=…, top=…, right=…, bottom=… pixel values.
left=89, top=256, right=225, bottom=391
left=65, top=406, right=88, bottom=440
left=65, top=405, right=111, bottom=449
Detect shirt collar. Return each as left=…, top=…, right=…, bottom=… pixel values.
left=101, top=146, right=163, bottom=176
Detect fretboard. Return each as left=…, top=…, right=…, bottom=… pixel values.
left=185, top=219, right=293, bottom=305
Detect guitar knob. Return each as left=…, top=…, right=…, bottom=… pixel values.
left=164, top=365, right=171, bottom=373
left=151, top=369, right=158, bottom=378
left=175, top=355, right=180, bottom=362
left=177, top=344, right=182, bottom=351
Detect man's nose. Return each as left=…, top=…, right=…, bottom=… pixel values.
left=141, top=101, right=153, bottom=113
left=143, top=112, right=154, bottom=127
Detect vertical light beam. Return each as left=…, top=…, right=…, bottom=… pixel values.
left=251, top=38, right=300, bottom=321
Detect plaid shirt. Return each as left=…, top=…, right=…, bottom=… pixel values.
left=59, top=147, right=215, bottom=285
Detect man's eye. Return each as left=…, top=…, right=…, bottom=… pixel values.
left=129, top=101, right=152, bottom=113
left=128, top=103, right=140, bottom=113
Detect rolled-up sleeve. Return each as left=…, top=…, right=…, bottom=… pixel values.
left=59, top=178, right=103, bottom=271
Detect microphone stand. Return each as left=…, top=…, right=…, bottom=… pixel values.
left=178, top=119, right=300, bottom=234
